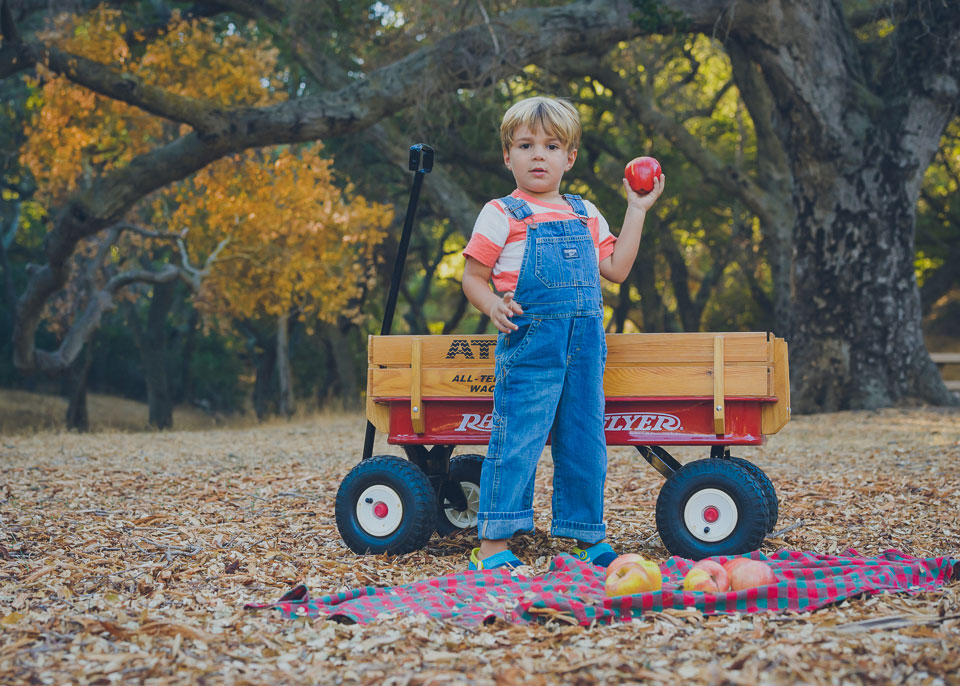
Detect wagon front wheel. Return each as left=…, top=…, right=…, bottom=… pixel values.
left=335, top=455, right=437, bottom=555
left=436, top=454, right=483, bottom=536
left=655, top=459, right=768, bottom=560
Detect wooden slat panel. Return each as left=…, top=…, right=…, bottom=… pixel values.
left=762, top=337, right=791, bottom=435
left=370, top=366, right=772, bottom=399
left=370, top=332, right=773, bottom=367
left=365, top=392, right=390, bottom=432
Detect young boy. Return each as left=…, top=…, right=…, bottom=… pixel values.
left=461, top=96, right=665, bottom=572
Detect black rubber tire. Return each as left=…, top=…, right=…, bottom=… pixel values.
left=335, top=455, right=437, bottom=555
left=724, top=456, right=778, bottom=533
left=435, top=454, right=484, bottom=537
left=655, top=458, right=769, bottom=560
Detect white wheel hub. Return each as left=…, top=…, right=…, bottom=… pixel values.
left=443, top=481, right=480, bottom=528
left=356, top=485, right=404, bottom=537
left=684, top=488, right=738, bottom=542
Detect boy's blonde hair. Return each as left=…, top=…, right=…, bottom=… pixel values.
left=500, top=96, right=581, bottom=152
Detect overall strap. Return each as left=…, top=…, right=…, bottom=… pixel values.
left=562, top=193, right=589, bottom=221
left=499, top=195, right=534, bottom=221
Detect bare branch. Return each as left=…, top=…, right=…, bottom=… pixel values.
left=176, top=236, right=228, bottom=290
left=115, top=223, right=181, bottom=240
left=34, top=263, right=180, bottom=374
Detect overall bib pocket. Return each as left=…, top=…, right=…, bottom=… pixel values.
left=534, top=234, right=598, bottom=288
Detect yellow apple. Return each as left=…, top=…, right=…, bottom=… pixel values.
left=605, top=553, right=647, bottom=580
left=605, top=560, right=662, bottom=597
left=687, top=559, right=730, bottom=592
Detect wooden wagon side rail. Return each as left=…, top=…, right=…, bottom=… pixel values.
left=367, top=332, right=791, bottom=437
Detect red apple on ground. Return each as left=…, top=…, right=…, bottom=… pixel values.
left=684, top=559, right=730, bottom=592
left=728, top=559, right=777, bottom=591
left=605, top=553, right=647, bottom=580
left=722, top=557, right=752, bottom=578
left=605, top=560, right=663, bottom=597
left=624, top=156, right=662, bottom=194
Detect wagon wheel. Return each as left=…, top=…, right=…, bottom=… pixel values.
left=722, top=456, right=778, bottom=533
left=655, top=459, right=769, bottom=560
left=335, top=455, right=437, bottom=555
left=435, top=454, right=483, bottom=537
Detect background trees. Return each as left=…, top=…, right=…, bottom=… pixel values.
left=0, top=0, right=957, bottom=428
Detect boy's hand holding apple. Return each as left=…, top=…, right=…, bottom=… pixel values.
left=623, top=156, right=665, bottom=213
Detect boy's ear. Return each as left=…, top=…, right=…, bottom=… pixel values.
left=503, top=149, right=511, bottom=169
left=565, top=147, right=578, bottom=170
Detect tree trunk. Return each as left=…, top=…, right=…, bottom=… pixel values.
left=249, top=327, right=277, bottom=420
left=735, top=0, right=960, bottom=411
left=789, top=145, right=956, bottom=411
left=276, top=313, right=295, bottom=417
left=64, top=342, right=94, bottom=432
left=321, top=320, right=361, bottom=410
left=128, top=280, right=176, bottom=429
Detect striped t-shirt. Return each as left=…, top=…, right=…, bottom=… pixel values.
left=463, top=189, right=616, bottom=293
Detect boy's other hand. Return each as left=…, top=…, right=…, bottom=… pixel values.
left=623, top=173, right=666, bottom=213
left=490, top=292, right=524, bottom=333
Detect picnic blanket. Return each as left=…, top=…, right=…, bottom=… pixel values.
left=244, top=549, right=959, bottom=627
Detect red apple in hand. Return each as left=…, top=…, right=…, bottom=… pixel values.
left=728, top=559, right=777, bottom=591
left=624, top=156, right=662, bottom=194
left=683, top=559, right=730, bottom=592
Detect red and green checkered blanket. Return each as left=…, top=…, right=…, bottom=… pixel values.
left=244, top=549, right=959, bottom=627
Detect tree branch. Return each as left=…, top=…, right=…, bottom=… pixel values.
left=34, top=263, right=180, bottom=374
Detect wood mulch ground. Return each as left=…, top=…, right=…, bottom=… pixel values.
left=1, top=407, right=959, bottom=685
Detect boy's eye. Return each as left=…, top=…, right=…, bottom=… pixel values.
left=548, top=144, right=560, bottom=150
left=519, top=143, right=531, bottom=149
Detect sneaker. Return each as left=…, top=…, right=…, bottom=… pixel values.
left=571, top=541, right=618, bottom=567
left=468, top=547, right=534, bottom=577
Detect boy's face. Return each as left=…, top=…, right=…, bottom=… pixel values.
left=503, top=124, right=577, bottom=199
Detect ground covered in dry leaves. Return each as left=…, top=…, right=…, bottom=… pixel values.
left=2, top=408, right=959, bottom=685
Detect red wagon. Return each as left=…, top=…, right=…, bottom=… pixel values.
left=336, top=331, right=790, bottom=560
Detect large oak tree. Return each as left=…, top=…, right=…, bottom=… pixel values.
left=3, top=0, right=958, bottom=412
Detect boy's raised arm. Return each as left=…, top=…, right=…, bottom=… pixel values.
left=600, top=175, right=666, bottom=284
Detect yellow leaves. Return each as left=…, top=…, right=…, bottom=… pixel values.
left=22, top=8, right=286, bottom=208
left=163, top=145, right=391, bottom=327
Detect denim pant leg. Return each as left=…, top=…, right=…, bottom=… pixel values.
left=550, top=316, right=607, bottom=543
left=478, top=318, right=565, bottom=541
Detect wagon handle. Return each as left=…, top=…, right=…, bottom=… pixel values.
left=362, top=144, right=434, bottom=461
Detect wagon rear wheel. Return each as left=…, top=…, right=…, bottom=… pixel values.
left=335, top=455, right=437, bottom=554
left=435, top=454, right=483, bottom=536
left=655, top=459, right=768, bottom=560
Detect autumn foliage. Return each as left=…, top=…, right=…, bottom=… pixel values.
left=19, top=6, right=391, bottom=329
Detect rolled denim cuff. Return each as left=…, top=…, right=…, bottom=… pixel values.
left=550, top=518, right=606, bottom=544
left=478, top=509, right=535, bottom=541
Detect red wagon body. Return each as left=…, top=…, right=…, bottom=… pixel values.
left=337, top=331, right=791, bottom=560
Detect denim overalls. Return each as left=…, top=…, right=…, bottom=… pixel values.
left=478, top=193, right=608, bottom=544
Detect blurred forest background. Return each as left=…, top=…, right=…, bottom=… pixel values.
left=0, top=0, right=957, bottom=432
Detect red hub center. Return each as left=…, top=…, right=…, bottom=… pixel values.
left=373, top=502, right=389, bottom=518
left=703, top=506, right=720, bottom=523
